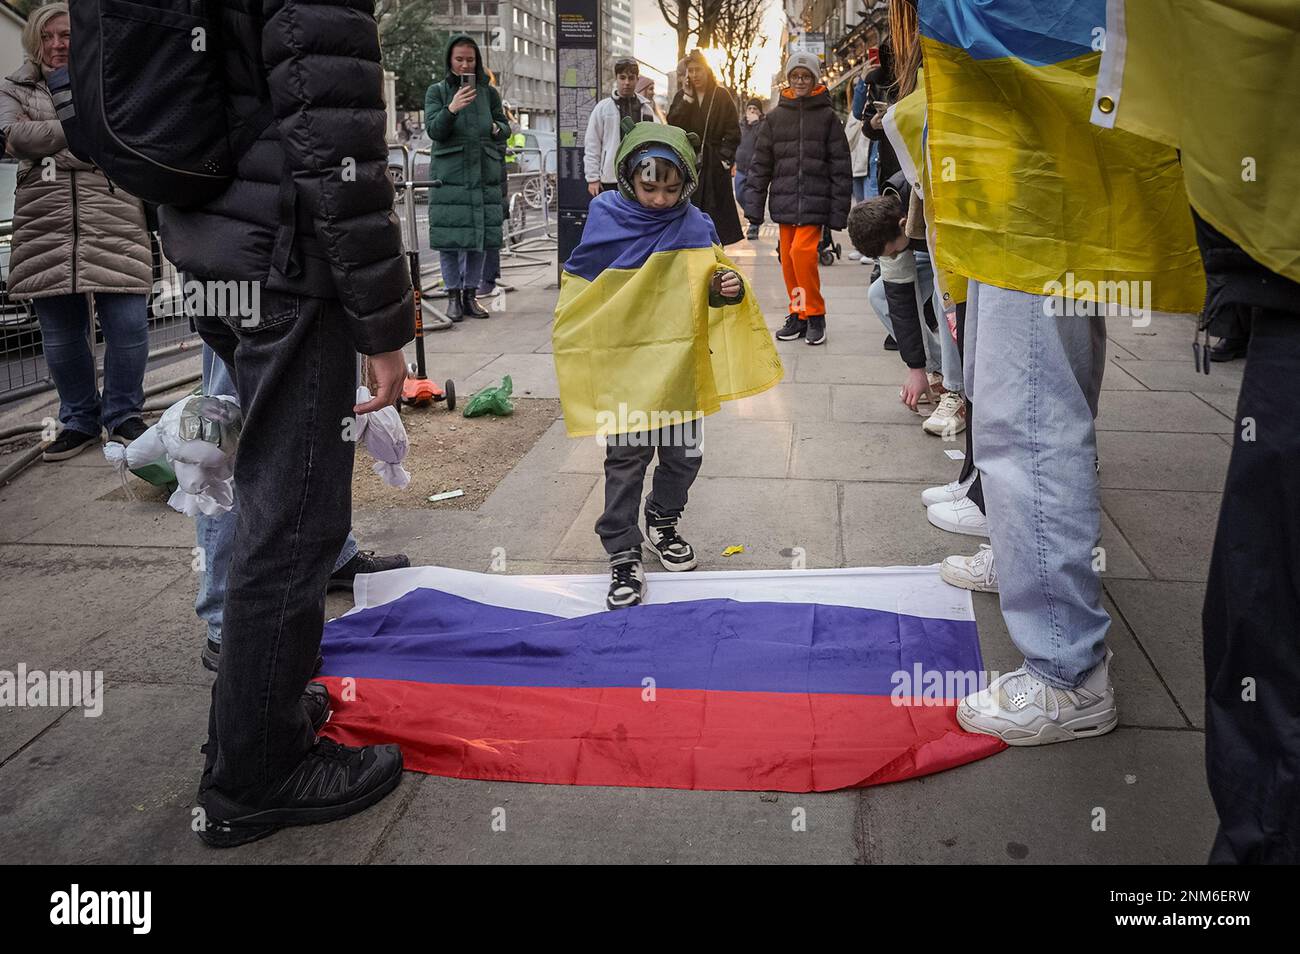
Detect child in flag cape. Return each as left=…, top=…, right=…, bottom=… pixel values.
left=553, top=120, right=783, bottom=610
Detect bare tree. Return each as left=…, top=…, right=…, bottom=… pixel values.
left=655, top=0, right=698, bottom=62
left=714, top=0, right=768, bottom=97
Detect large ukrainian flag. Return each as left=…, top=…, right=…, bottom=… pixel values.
left=553, top=159, right=782, bottom=438
left=918, top=0, right=1205, bottom=312
left=1092, top=0, right=1300, bottom=283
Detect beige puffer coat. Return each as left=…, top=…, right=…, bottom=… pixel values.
left=0, top=60, right=152, bottom=300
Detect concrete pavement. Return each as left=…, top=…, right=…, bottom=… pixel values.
left=0, top=229, right=1232, bottom=863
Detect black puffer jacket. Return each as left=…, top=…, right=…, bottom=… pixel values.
left=735, top=116, right=763, bottom=175
left=157, top=0, right=412, bottom=355
left=740, top=87, right=852, bottom=229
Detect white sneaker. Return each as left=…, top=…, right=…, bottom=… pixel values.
left=922, top=390, right=967, bottom=436
left=941, top=544, right=998, bottom=592
left=957, top=651, right=1118, bottom=745
left=848, top=250, right=862, bottom=261
left=926, top=496, right=989, bottom=537
left=920, top=473, right=975, bottom=508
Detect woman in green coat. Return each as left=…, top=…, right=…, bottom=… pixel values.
left=425, top=34, right=510, bottom=320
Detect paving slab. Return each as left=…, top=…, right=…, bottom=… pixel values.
left=1116, top=358, right=1243, bottom=393
left=1102, top=490, right=1220, bottom=583
left=1097, top=430, right=1230, bottom=492
left=859, top=728, right=1214, bottom=863
left=1106, top=579, right=1207, bottom=728
left=790, top=422, right=957, bottom=483
left=1095, top=390, right=1233, bottom=434
left=370, top=776, right=860, bottom=864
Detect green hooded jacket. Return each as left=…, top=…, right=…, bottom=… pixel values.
left=424, top=34, right=511, bottom=251
left=613, top=121, right=699, bottom=205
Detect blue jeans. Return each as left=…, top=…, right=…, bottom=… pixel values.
left=439, top=250, right=485, bottom=290
left=866, top=141, right=879, bottom=197
left=965, top=279, right=1109, bottom=688
left=867, top=252, right=963, bottom=392
left=194, top=344, right=357, bottom=644
left=34, top=292, right=149, bottom=434
left=480, top=247, right=500, bottom=290
left=852, top=176, right=869, bottom=203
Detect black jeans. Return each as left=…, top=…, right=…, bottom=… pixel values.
left=196, top=292, right=357, bottom=795
left=596, top=421, right=703, bottom=555
left=1204, top=310, right=1300, bottom=863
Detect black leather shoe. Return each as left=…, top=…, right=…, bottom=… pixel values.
left=197, top=739, right=403, bottom=848
left=444, top=288, right=464, bottom=322
left=1209, top=336, right=1248, bottom=362
left=462, top=288, right=489, bottom=319
left=328, top=550, right=411, bottom=592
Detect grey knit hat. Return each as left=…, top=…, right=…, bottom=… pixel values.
left=784, top=52, right=821, bottom=84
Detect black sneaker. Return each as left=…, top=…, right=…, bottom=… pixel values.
left=42, top=428, right=99, bottom=462
left=108, top=417, right=148, bottom=445
left=645, top=511, right=697, bottom=571
left=805, top=315, right=827, bottom=346
left=300, top=681, right=333, bottom=733
left=746, top=224, right=760, bottom=240
left=883, top=335, right=899, bottom=351
left=327, top=550, right=411, bottom=592
left=606, top=550, right=646, bottom=610
left=196, top=738, right=403, bottom=848
left=202, top=637, right=324, bottom=677
left=775, top=314, right=805, bottom=340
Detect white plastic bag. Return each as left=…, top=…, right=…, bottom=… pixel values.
left=355, top=386, right=411, bottom=489
left=103, top=393, right=242, bottom=516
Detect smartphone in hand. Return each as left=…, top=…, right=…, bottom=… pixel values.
left=462, top=73, right=477, bottom=89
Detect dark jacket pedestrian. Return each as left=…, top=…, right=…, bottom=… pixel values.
left=668, top=50, right=743, bottom=246
left=148, top=0, right=411, bottom=846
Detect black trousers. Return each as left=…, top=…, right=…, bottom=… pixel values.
left=196, top=292, right=357, bottom=795
left=596, top=422, right=703, bottom=555
left=951, top=302, right=986, bottom=512
left=1203, top=310, right=1300, bottom=863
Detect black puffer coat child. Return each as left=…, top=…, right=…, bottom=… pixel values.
left=741, top=85, right=852, bottom=230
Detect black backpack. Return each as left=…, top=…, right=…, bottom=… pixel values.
left=56, top=0, right=272, bottom=207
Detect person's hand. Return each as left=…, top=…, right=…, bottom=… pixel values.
left=448, top=84, right=476, bottom=114
left=869, top=111, right=884, bottom=130
left=355, top=351, right=408, bottom=414
left=899, top=367, right=930, bottom=412
left=588, top=181, right=601, bottom=197
left=718, top=270, right=742, bottom=298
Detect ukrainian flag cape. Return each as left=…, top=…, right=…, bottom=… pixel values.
left=1092, top=0, right=1300, bottom=283
left=553, top=141, right=782, bottom=437
left=918, top=0, right=1205, bottom=312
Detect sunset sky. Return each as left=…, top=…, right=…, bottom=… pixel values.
left=631, top=0, right=788, bottom=95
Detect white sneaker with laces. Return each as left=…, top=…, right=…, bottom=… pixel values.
left=957, top=651, right=1118, bottom=745
left=922, top=390, right=967, bottom=436
left=940, top=544, right=997, bottom=592
left=926, top=495, right=989, bottom=537
left=921, top=473, right=975, bottom=508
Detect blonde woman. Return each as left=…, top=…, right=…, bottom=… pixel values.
left=0, top=2, right=153, bottom=460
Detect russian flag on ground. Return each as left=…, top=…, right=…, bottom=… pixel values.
left=317, top=566, right=1005, bottom=791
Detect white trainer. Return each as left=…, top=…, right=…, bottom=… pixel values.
left=941, top=544, right=998, bottom=592
left=922, top=390, right=967, bottom=436
left=926, top=496, right=989, bottom=537
left=848, top=250, right=862, bottom=261
left=957, top=651, right=1118, bottom=745
left=920, top=473, right=975, bottom=508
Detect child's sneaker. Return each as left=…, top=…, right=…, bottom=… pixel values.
left=607, top=550, right=646, bottom=610
left=940, top=544, right=998, bottom=592
left=645, top=512, right=697, bottom=571
left=775, top=314, right=805, bottom=340
left=805, top=315, right=826, bottom=346
left=922, top=391, right=967, bottom=436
